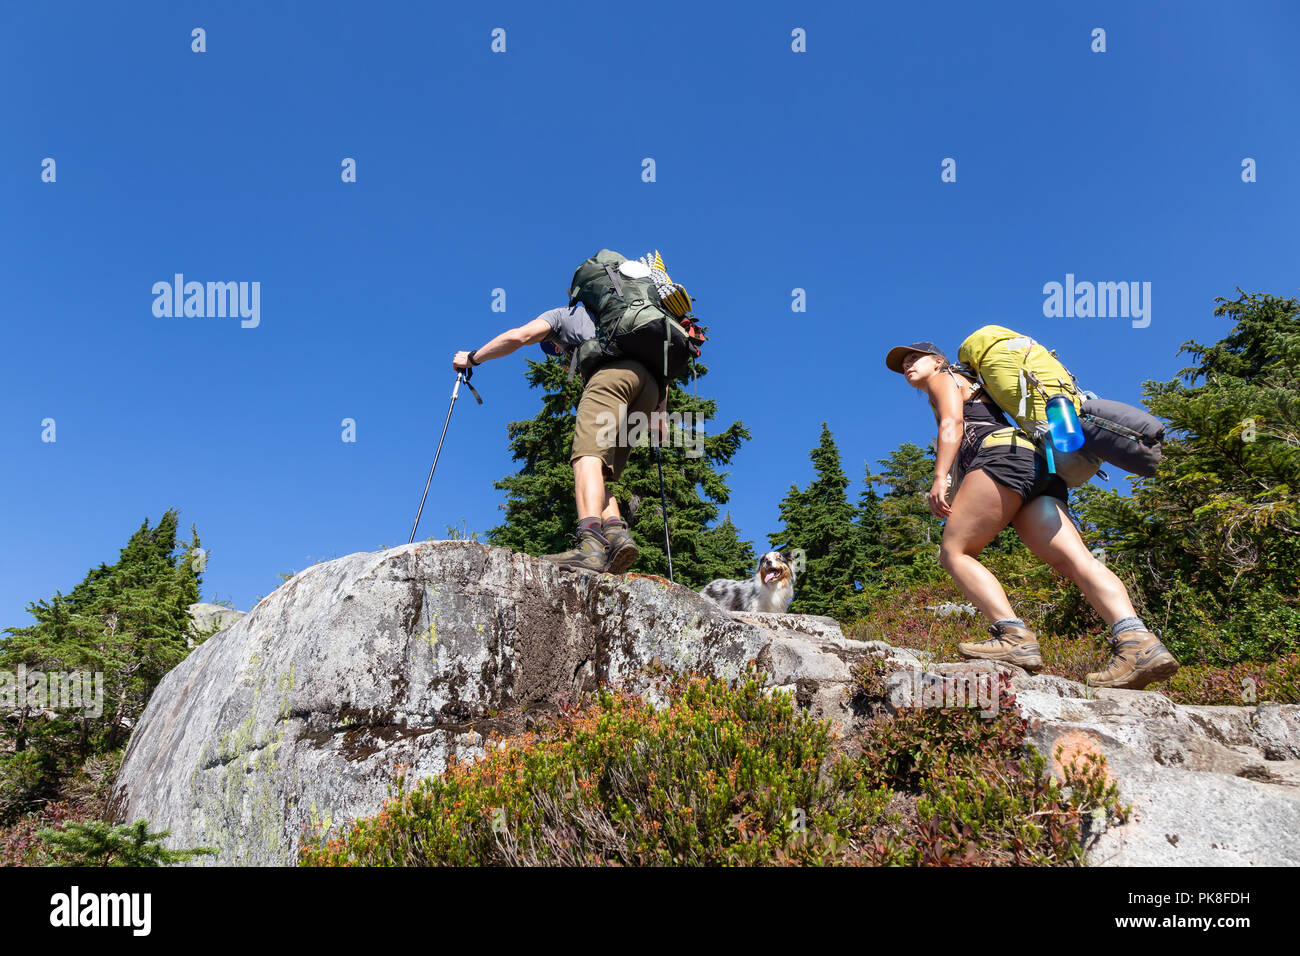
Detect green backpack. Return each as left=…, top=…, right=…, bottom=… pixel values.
left=567, top=249, right=704, bottom=384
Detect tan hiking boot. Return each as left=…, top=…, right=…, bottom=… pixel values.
left=541, top=528, right=609, bottom=573
left=958, top=622, right=1044, bottom=672
left=1085, top=630, right=1179, bottom=690
left=601, top=519, right=639, bottom=574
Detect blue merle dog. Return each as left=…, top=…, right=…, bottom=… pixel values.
left=700, top=552, right=796, bottom=613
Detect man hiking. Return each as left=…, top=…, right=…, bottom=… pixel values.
left=453, top=302, right=668, bottom=574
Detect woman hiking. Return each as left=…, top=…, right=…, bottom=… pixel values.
left=886, top=340, right=1179, bottom=690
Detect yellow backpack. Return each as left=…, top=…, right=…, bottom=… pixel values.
left=956, top=325, right=1102, bottom=487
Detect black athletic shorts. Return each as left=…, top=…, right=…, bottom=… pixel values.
left=960, top=427, right=1068, bottom=505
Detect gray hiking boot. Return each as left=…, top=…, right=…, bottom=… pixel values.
left=1085, top=630, right=1179, bottom=690
left=541, top=527, right=609, bottom=573
left=601, top=519, right=639, bottom=574
left=957, top=622, right=1044, bottom=672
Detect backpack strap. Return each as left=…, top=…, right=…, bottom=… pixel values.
left=663, top=317, right=670, bottom=378
left=944, top=365, right=984, bottom=402
left=603, top=264, right=624, bottom=298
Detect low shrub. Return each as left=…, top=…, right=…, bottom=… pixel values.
left=302, top=675, right=891, bottom=866
left=852, top=669, right=1128, bottom=865
left=302, top=672, right=1126, bottom=867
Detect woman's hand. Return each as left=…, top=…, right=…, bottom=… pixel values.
left=928, top=479, right=952, bottom=518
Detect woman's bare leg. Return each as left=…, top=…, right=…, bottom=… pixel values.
left=1010, top=495, right=1136, bottom=626
left=939, top=469, right=1025, bottom=621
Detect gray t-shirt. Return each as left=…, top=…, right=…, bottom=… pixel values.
left=540, top=303, right=596, bottom=351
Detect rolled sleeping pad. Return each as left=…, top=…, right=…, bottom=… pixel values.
left=1079, top=398, right=1164, bottom=477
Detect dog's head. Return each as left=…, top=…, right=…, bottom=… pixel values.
left=757, top=551, right=794, bottom=587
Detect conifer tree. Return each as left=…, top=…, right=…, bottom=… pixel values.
left=0, top=510, right=202, bottom=819
left=488, top=358, right=752, bottom=587
left=834, top=472, right=890, bottom=620
left=693, top=514, right=758, bottom=586
left=1073, top=290, right=1300, bottom=661
left=39, top=819, right=215, bottom=866
left=872, top=443, right=946, bottom=587
left=855, top=477, right=888, bottom=579
left=769, top=424, right=860, bottom=617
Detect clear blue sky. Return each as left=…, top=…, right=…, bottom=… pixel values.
left=2, top=1, right=1296, bottom=626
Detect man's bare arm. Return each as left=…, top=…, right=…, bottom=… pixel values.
left=453, top=317, right=554, bottom=369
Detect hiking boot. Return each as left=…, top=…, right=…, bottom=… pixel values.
left=1085, top=630, right=1179, bottom=690
left=601, top=519, right=639, bottom=574
left=541, top=527, right=609, bottom=573
left=957, top=622, right=1044, bottom=672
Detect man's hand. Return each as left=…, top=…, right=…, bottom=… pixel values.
left=452, top=351, right=472, bottom=371
left=655, top=397, right=670, bottom=444
left=928, top=479, right=952, bottom=518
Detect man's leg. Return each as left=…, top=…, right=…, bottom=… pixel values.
left=600, top=363, right=659, bottom=573
left=568, top=456, right=639, bottom=572
left=572, top=457, right=622, bottom=523
left=537, top=455, right=610, bottom=571
left=543, top=361, right=645, bottom=571
left=573, top=455, right=608, bottom=521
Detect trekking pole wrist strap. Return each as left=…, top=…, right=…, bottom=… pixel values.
left=460, top=364, right=484, bottom=404
left=467, top=349, right=481, bottom=366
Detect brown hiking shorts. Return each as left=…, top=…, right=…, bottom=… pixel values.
left=572, top=359, right=661, bottom=481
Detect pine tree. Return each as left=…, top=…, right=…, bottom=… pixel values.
left=486, top=359, right=587, bottom=558
left=872, top=442, right=946, bottom=587
left=1073, top=290, right=1300, bottom=662
left=488, top=357, right=752, bottom=587
left=39, top=819, right=215, bottom=866
left=693, top=514, right=757, bottom=585
left=855, top=477, right=888, bottom=580
left=769, top=424, right=859, bottom=617
left=834, top=472, right=890, bottom=620
left=0, top=510, right=202, bottom=819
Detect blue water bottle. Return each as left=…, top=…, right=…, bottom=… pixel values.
left=1046, top=395, right=1085, bottom=452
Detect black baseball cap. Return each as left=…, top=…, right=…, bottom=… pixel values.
left=885, top=341, right=948, bottom=373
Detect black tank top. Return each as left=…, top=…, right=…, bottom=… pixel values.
left=935, top=371, right=1012, bottom=470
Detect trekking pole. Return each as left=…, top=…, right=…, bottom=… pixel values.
left=408, top=367, right=483, bottom=544
left=654, top=443, right=674, bottom=583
